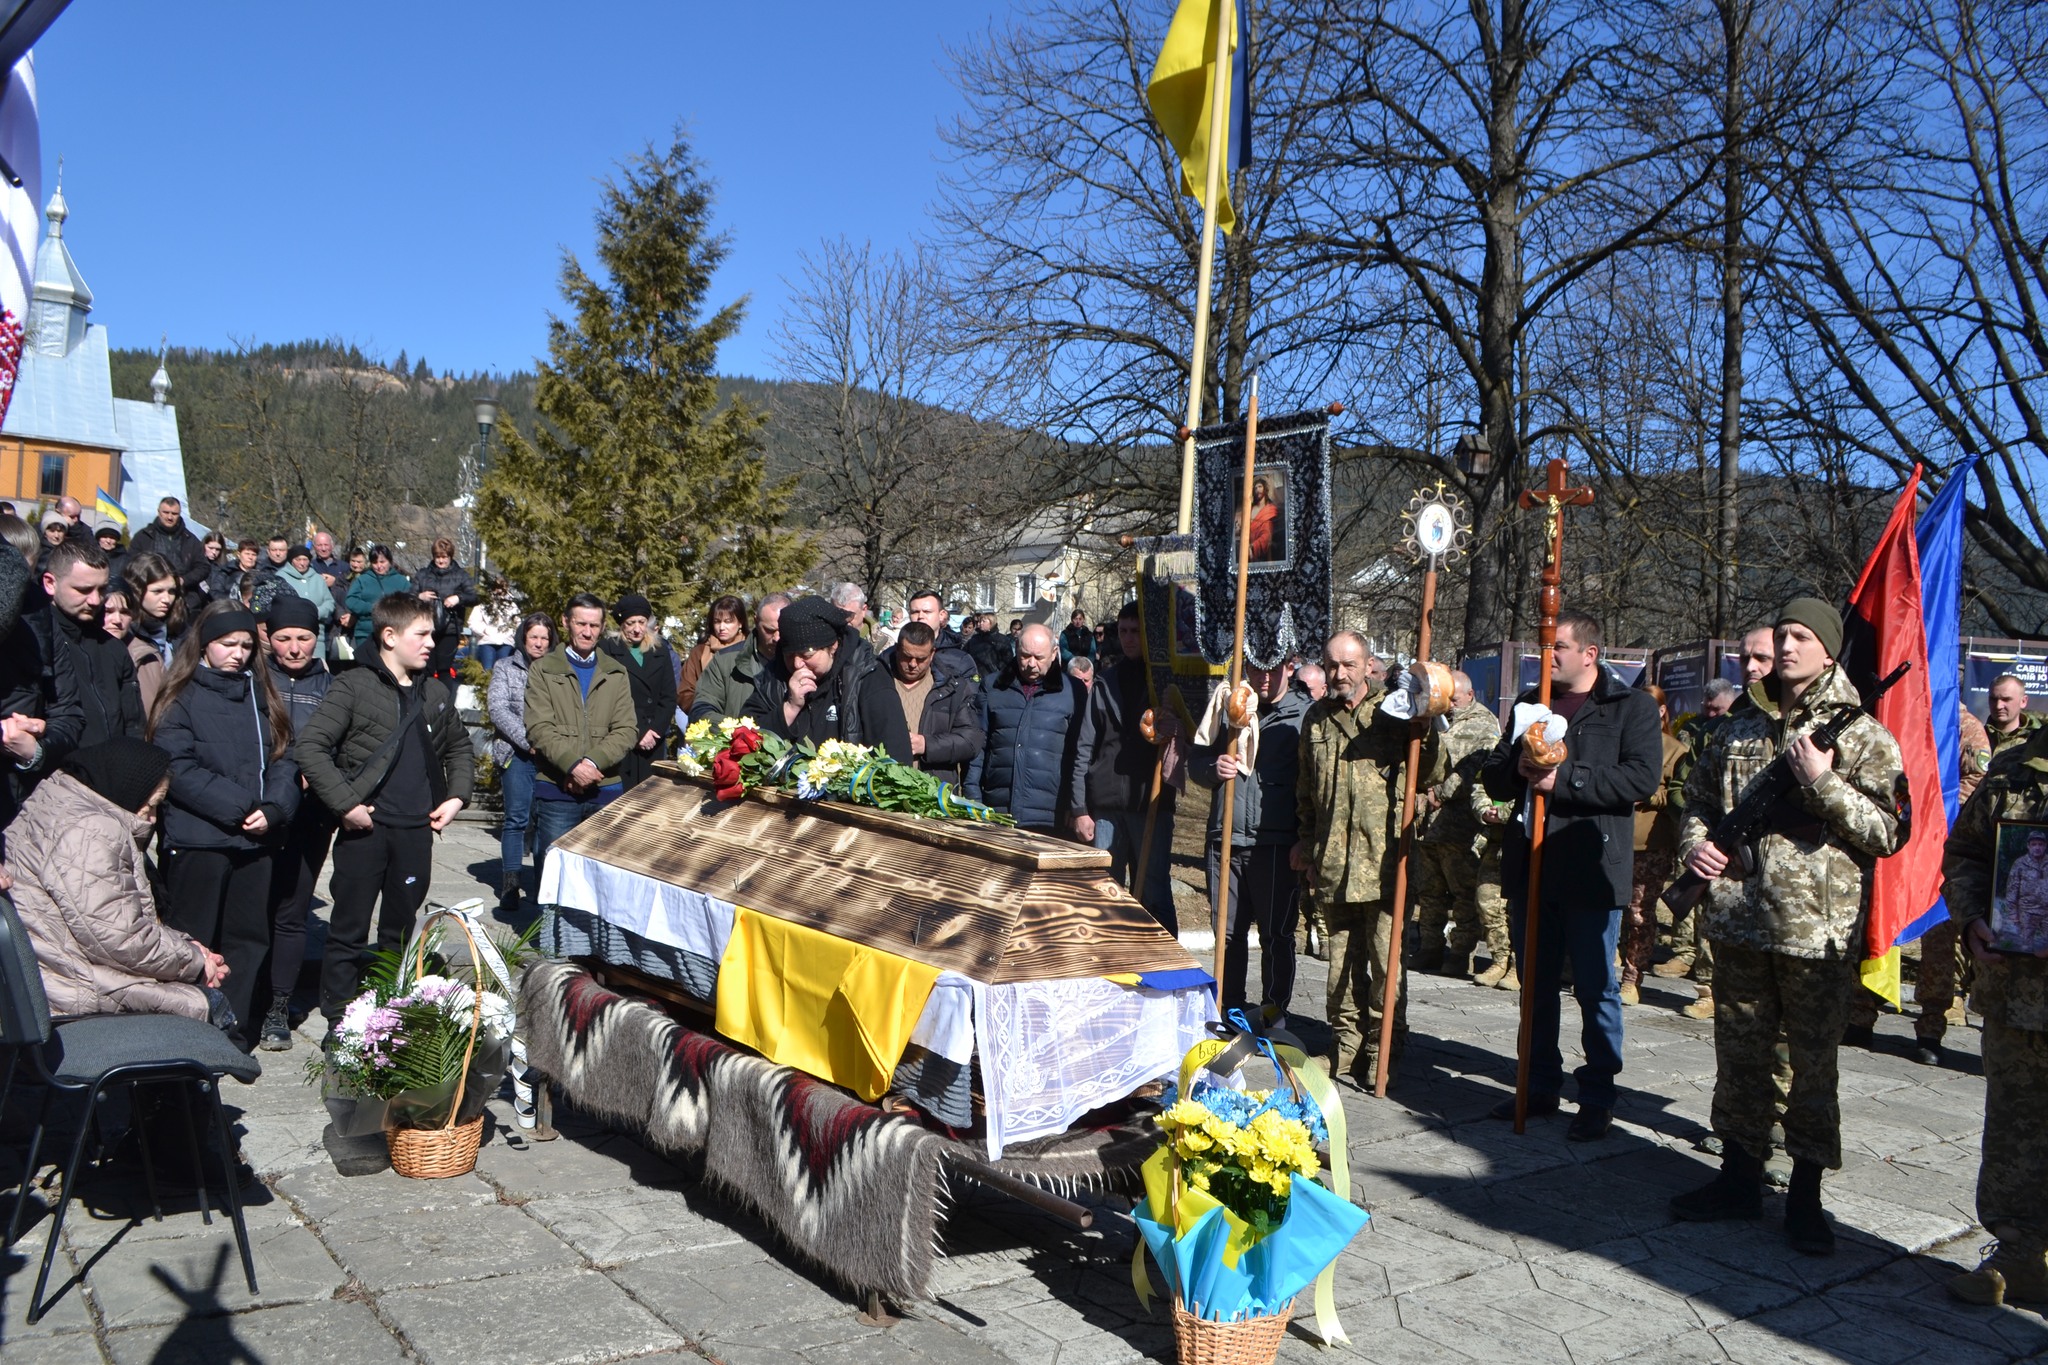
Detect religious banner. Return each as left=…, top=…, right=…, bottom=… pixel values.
left=1191, top=407, right=1332, bottom=667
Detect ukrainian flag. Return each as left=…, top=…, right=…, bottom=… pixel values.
left=95, top=487, right=126, bottom=529
left=1147, top=0, right=1240, bottom=234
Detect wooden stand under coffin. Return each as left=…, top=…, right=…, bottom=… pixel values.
left=522, top=765, right=1214, bottom=1305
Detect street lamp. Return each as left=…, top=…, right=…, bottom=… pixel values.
left=458, top=394, right=500, bottom=571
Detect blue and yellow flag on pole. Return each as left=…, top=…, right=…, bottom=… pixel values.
left=94, top=487, right=126, bottom=529
left=1148, top=0, right=1241, bottom=234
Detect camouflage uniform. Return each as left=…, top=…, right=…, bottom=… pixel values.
left=1415, top=701, right=1503, bottom=970
left=1679, top=666, right=1908, bottom=1167
left=1943, top=725, right=2048, bottom=1256
left=1847, top=705, right=1994, bottom=1044
left=1987, top=710, right=2045, bottom=761
left=1297, top=685, right=1434, bottom=1078
left=1622, top=731, right=1690, bottom=986
left=1466, top=757, right=1515, bottom=971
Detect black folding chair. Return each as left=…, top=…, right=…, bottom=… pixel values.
left=0, top=892, right=261, bottom=1323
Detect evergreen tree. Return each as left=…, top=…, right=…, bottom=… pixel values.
left=393, top=348, right=409, bottom=377
left=477, top=130, right=811, bottom=621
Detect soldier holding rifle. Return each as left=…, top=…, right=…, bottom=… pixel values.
left=1668, top=598, right=1906, bottom=1256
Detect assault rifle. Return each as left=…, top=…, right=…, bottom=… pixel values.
left=1660, top=661, right=1909, bottom=916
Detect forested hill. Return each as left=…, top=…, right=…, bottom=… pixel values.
left=107, top=343, right=818, bottom=535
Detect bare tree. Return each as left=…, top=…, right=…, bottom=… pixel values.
left=772, top=238, right=1052, bottom=603
left=937, top=0, right=1357, bottom=521
left=1300, top=0, right=1722, bottom=650
left=1760, top=0, right=2048, bottom=633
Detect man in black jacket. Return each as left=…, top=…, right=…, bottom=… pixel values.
left=1192, top=655, right=1310, bottom=1016
left=1070, top=602, right=1180, bottom=931
left=35, top=540, right=142, bottom=747
left=0, top=542, right=83, bottom=841
left=880, top=621, right=983, bottom=785
left=600, top=592, right=678, bottom=791
left=1480, top=610, right=1660, bottom=1140
left=296, top=593, right=473, bottom=1021
left=128, top=496, right=211, bottom=620
left=904, top=589, right=979, bottom=684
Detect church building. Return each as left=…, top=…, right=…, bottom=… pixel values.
left=0, top=178, right=188, bottom=527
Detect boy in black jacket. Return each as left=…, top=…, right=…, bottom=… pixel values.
left=296, top=593, right=472, bottom=1025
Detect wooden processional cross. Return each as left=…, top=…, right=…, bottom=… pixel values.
left=1511, top=458, right=1595, bottom=1135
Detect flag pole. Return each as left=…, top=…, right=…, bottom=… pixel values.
left=1213, top=367, right=1261, bottom=1008
left=1175, top=0, right=1235, bottom=536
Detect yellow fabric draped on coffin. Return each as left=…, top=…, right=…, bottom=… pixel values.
left=714, top=906, right=942, bottom=1101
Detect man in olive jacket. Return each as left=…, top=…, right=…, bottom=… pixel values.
left=525, top=593, right=638, bottom=879
left=296, top=593, right=473, bottom=1020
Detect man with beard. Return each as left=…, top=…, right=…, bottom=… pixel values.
left=33, top=540, right=142, bottom=746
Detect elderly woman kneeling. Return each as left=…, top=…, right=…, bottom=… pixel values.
left=6, top=738, right=230, bottom=1024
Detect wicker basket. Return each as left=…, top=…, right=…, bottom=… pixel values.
left=1170, top=1297, right=1292, bottom=1365
left=386, top=909, right=490, bottom=1180
left=389, top=1113, right=486, bottom=1178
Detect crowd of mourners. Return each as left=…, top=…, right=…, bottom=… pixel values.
left=0, top=489, right=2042, bottom=1311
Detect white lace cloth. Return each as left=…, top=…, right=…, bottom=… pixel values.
left=541, top=847, right=1215, bottom=1157
left=978, top=977, right=1215, bottom=1157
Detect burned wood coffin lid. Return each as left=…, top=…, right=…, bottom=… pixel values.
left=551, top=765, right=1201, bottom=985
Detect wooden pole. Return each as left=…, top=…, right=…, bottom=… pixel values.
left=1374, top=562, right=1436, bottom=1098
left=1175, top=0, right=1236, bottom=536
left=1512, top=458, right=1594, bottom=1134
left=1213, top=369, right=1261, bottom=1010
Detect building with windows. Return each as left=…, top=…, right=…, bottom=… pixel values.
left=0, top=181, right=188, bottom=527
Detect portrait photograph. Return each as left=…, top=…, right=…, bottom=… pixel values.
left=1234, top=463, right=1290, bottom=572
left=1991, top=819, right=2048, bottom=954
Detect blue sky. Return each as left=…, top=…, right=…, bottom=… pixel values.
left=33, top=1, right=1010, bottom=379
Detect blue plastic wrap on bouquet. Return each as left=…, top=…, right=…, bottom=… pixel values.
left=1134, top=1163, right=1368, bottom=1322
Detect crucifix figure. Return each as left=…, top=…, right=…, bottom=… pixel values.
left=1510, top=457, right=1594, bottom=1133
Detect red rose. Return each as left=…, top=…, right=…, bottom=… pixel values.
left=715, top=783, right=745, bottom=802
left=710, top=754, right=742, bottom=790
left=728, top=728, right=761, bottom=757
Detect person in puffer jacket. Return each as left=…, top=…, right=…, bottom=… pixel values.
left=6, top=738, right=229, bottom=1024
left=150, top=602, right=301, bottom=1051
left=968, top=623, right=1087, bottom=834
left=410, top=538, right=478, bottom=681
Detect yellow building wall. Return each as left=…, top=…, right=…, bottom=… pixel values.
left=0, top=438, right=121, bottom=515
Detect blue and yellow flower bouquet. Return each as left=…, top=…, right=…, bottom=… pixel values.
left=1133, top=1016, right=1368, bottom=1353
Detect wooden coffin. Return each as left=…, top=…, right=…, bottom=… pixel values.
left=549, top=764, right=1198, bottom=985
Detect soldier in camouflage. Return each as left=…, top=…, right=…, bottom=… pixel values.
left=1293, top=630, right=1433, bottom=1086
left=1942, top=721, right=2048, bottom=1307
left=1466, top=757, right=1517, bottom=988
left=1985, top=674, right=2042, bottom=760
left=1670, top=598, right=1907, bottom=1257
left=1413, top=671, right=1502, bottom=977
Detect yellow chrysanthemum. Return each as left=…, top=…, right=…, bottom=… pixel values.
left=1164, top=1100, right=1210, bottom=1130
left=685, top=719, right=713, bottom=743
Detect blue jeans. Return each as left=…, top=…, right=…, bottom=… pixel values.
left=532, top=791, right=616, bottom=887
left=499, top=755, right=535, bottom=883
left=1094, top=808, right=1176, bottom=936
left=475, top=643, right=514, bottom=671
left=1509, top=900, right=1625, bottom=1109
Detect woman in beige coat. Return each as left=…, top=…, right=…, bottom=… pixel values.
left=6, top=738, right=228, bottom=1022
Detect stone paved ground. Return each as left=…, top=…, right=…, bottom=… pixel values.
left=4, top=818, right=2047, bottom=1363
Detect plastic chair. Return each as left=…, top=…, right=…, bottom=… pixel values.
left=0, top=892, right=261, bottom=1323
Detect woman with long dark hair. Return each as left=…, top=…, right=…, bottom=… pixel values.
left=675, top=594, right=748, bottom=714
left=123, top=550, right=186, bottom=717
left=148, top=601, right=300, bottom=1050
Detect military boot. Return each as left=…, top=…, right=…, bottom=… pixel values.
left=1474, top=956, right=1512, bottom=988
left=1682, top=986, right=1715, bottom=1021
left=1784, top=1159, right=1834, bottom=1255
left=1949, top=1239, right=2048, bottom=1307
left=1652, top=956, right=1694, bottom=979
left=1670, top=1142, right=1764, bottom=1222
